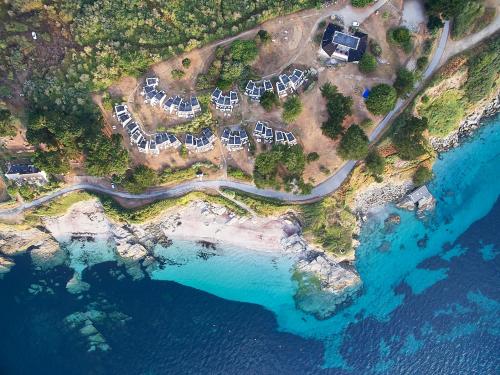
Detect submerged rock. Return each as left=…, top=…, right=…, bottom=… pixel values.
left=66, top=273, right=91, bottom=294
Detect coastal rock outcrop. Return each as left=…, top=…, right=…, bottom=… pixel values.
left=293, top=252, right=362, bottom=320
left=0, top=225, right=65, bottom=274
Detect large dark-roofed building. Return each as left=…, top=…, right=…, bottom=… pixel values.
left=321, top=23, right=367, bottom=62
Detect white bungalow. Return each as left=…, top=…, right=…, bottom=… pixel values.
left=285, top=131, right=297, bottom=145
left=114, top=104, right=128, bottom=116
left=137, top=139, right=149, bottom=153
left=117, top=113, right=132, bottom=127
left=263, top=80, right=273, bottom=92
left=275, top=130, right=286, bottom=145
left=4, top=163, right=48, bottom=186
left=289, top=69, right=305, bottom=90
left=148, top=139, right=159, bottom=155
left=190, top=96, right=201, bottom=113
left=276, top=81, right=288, bottom=98
left=150, top=90, right=167, bottom=107
left=145, top=77, right=159, bottom=88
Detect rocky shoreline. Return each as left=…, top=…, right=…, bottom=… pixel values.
left=430, top=93, right=500, bottom=152
left=0, top=198, right=362, bottom=322
left=352, top=93, right=500, bottom=218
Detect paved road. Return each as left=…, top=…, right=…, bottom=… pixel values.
left=0, top=21, right=452, bottom=221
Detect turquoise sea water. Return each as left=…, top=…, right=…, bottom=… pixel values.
left=151, top=114, right=500, bottom=369
left=0, top=115, right=499, bottom=374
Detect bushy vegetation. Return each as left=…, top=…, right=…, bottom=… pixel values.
left=257, top=29, right=271, bottom=44
left=320, top=83, right=352, bottom=139
left=387, top=27, right=413, bottom=53
left=182, top=58, right=191, bottom=68
left=413, top=165, right=433, bottom=186
left=391, top=115, right=429, bottom=160
left=0, top=108, right=16, bottom=137
left=33, top=149, right=70, bottom=175
left=365, top=149, right=385, bottom=177
left=452, top=2, right=485, bottom=39
left=227, top=166, right=253, bottom=182
left=171, top=69, right=185, bottom=80
left=416, top=56, right=429, bottom=71
left=351, top=0, right=374, bottom=7
left=260, top=91, right=280, bottom=111
left=358, top=53, right=377, bottom=73
left=393, top=68, right=415, bottom=97
left=365, top=84, right=397, bottom=115
left=159, top=162, right=218, bottom=185
left=418, top=89, right=464, bottom=136
left=337, top=125, right=369, bottom=160
left=253, top=144, right=309, bottom=193
left=369, top=40, right=382, bottom=57
left=221, top=189, right=291, bottom=216
left=84, top=134, right=129, bottom=177
left=306, top=152, right=320, bottom=162
left=196, top=39, right=261, bottom=91
left=282, top=96, right=303, bottom=123
left=99, top=191, right=247, bottom=223
left=463, top=38, right=500, bottom=103
left=123, top=165, right=158, bottom=193
left=302, top=196, right=357, bottom=255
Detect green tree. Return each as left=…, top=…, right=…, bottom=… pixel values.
left=337, top=125, right=369, bottom=160
left=257, top=29, right=271, bottom=44
left=393, top=68, right=415, bottom=97
left=230, top=40, right=258, bottom=64
left=365, top=149, right=385, bottom=176
left=182, top=58, right=191, bottom=68
left=391, top=115, right=429, bottom=160
left=388, top=27, right=413, bottom=53
left=416, top=56, right=429, bottom=71
left=33, top=149, right=70, bottom=175
left=413, top=166, right=433, bottom=186
left=124, top=165, right=158, bottom=193
left=260, top=91, right=279, bottom=111
left=369, top=40, right=382, bottom=57
left=358, top=53, right=377, bottom=73
left=85, top=134, right=129, bottom=177
left=365, top=84, right=397, bottom=115
left=282, top=96, right=302, bottom=123
left=320, top=83, right=352, bottom=139
left=425, top=0, right=470, bottom=19
left=0, top=109, right=16, bottom=137
left=427, top=15, right=444, bottom=32
left=307, top=152, right=320, bottom=162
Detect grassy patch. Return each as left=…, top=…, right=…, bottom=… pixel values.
left=417, top=89, right=465, bottom=136
left=222, top=189, right=293, bottom=217
left=97, top=191, right=247, bottom=224
left=301, top=196, right=356, bottom=256
left=24, top=191, right=94, bottom=222
left=227, top=166, right=253, bottom=182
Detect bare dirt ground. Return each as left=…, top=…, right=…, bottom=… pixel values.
left=98, top=0, right=420, bottom=186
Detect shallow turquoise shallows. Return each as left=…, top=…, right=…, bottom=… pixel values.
left=152, top=114, right=500, bottom=369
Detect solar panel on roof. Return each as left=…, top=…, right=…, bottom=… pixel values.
left=332, top=31, right=359, bottom=49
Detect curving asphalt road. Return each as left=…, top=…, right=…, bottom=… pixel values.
left=0, top=21, right=451, bottom=221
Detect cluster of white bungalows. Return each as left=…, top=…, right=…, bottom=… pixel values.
left=220, top=128, right=249, bottom=151
left=211, top=88, right=239, bottom=112
left=185, top=128, right=216, bottom=153
left=141, top=77, right=201, bottom=119
left=244, top=79, right=274, bottom=101
left=163, top=95, right=201, bottom=118
left=253, top=121, right=297, bottom=146
left=276, top=69, right=305, bottom=98
left=114, top=104, right=180, bottom=155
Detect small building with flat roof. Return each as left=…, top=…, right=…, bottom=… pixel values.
left=320, top=23, right=367, bottom=62
left=4, top=162, right=48, bottom=185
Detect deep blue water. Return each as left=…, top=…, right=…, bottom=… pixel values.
left=0, top=115, right=499, bottom=374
